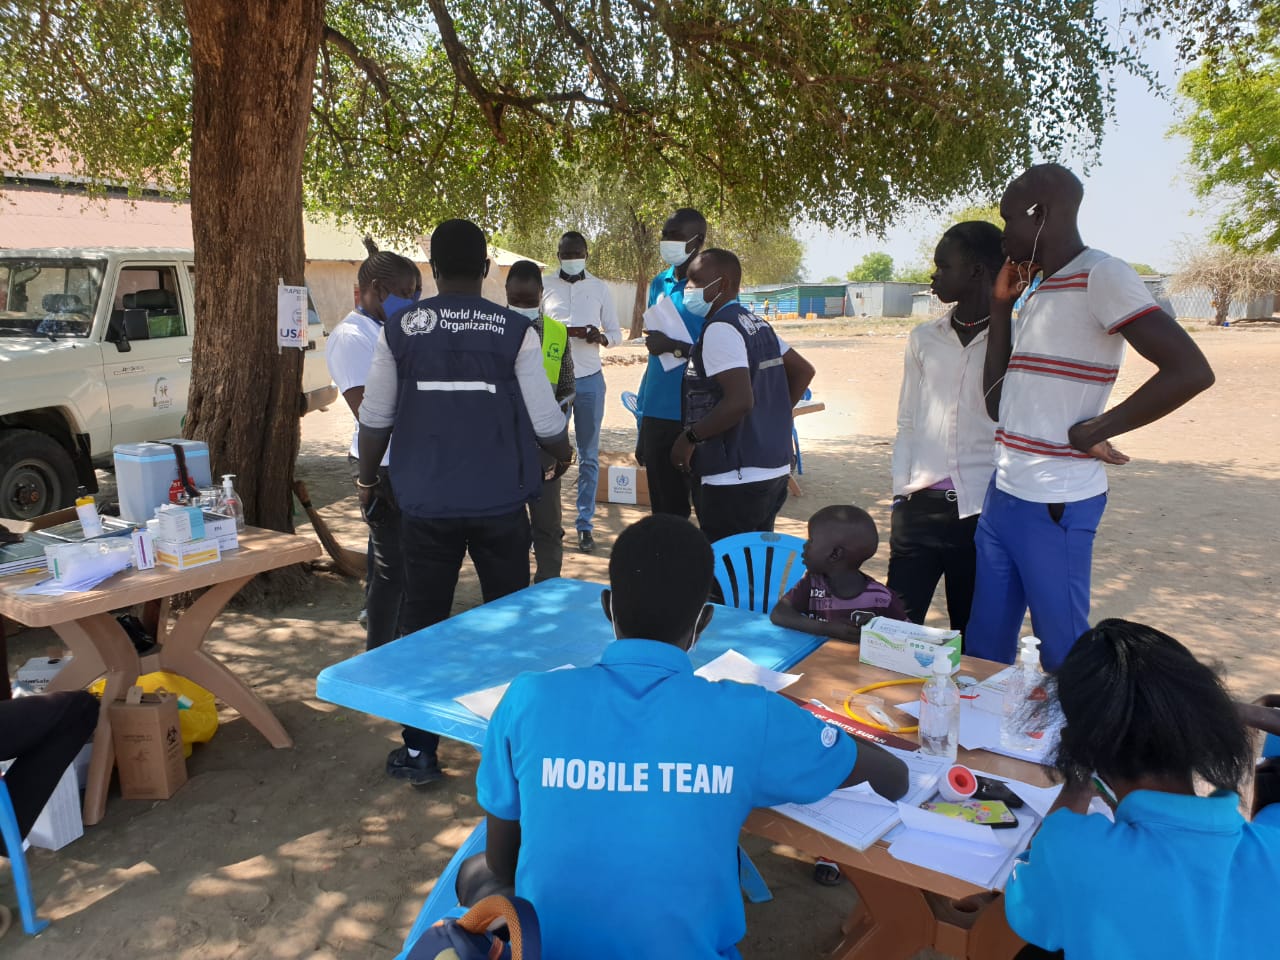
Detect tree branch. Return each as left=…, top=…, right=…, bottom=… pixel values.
left=322, top=23, right=390, bottom=101
left=532, top=0, right=630, bottom=109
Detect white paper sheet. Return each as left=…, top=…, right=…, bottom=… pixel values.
left=693, top=649, right=801, bottom=692
left=642, top=296, right=691, bottom=372
left=772, top=747, right=949, bottom=852
left=455, top=664, right=575, bottom=720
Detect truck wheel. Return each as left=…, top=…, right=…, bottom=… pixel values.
left=0, top=429, right=79, bottom=522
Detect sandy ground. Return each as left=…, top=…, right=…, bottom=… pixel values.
left=4, top=322, right=1280, bottom=958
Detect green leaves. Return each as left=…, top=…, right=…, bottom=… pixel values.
left=847, top=251, right=894, bottom=282
left=1174, top=34, right=1280, bottom=253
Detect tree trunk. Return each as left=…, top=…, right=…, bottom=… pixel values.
left=183, top=0, right=325, bottom=534
left=1212, top=284, right=1230, bottom=326
left=628, top=207, right=653, bottom=338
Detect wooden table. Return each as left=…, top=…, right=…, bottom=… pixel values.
left=744, top=642, right=1050, bottom=960
left=0, top=528, right=320, bottom=824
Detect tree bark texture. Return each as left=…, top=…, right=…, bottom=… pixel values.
left=183, top=0, right=325, bottom=532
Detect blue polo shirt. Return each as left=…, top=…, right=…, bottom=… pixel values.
left=636, top=267, right=706, bottom=421
left=476, top=638, right=857, bottom=959
left=1005, top=790, right=1280, bottom=959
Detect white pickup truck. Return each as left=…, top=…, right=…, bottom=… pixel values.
left=0, top=247, right=337, bottom=521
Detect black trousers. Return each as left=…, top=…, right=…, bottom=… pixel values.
left=639, top=417, right=692, bottom=519
left=350, top=458, right=405, bottom=653
left=1016, top=947, right=1064, bottom=959
left=399, top=508, right=532, bottom=756
left=0, top=691, right=98, bottom=853
left=693, top=475, right=790, bottom=546
left=887, top=491, right=980, bottom=632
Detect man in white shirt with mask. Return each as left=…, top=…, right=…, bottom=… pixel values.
left=542, top=231, right=621, bottom=554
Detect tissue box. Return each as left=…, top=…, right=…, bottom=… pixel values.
left=155, top=504, right=205, bottom=543
left=859, top=617, right=962, bottom=678
left=154, top=536, right=221, bottom=570
left=201, top=513, right=239, bottom=552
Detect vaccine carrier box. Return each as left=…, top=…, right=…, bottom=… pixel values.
left=113, top=440, right=212, bottom=522
left=859, top=617, right=962, bottom=678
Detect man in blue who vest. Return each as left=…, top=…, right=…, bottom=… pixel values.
left=636, top=207, right=708, bottom=519
left=671, top=249, right=815, bottom=545
left=463, top=515, right=908, bottom=959
left=356, top=219, right=573, bottom=787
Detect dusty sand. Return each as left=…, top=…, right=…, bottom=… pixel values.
left=4, top=322, right=1280, bottom=959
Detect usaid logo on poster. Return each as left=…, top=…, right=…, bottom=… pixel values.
left=402, top=308, right=438, bottom=336
left=607, top=466, right=638, bottom=505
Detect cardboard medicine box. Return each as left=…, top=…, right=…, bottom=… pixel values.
left=859, top=617, right=962, bottom=678
left=594, top=452, right=651, bottom=507
left=109, top=687, right=187, bottom=800
left=155, top=504, right=205, bottom=542
left=154, top=536, right=221, bottom=570
left=201, top=512, right=239, bottom=552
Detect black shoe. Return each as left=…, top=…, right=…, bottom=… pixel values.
left=386, top=746, right=445, bottom=787
left=578, top=530, right=596, bottom=553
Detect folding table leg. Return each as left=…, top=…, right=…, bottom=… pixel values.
left=827, top=865, right=933, bottom=960
left=396, top=819, right=490, bottom=960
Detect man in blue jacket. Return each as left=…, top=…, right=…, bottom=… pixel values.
left=356, top=219, right=573, bottom=786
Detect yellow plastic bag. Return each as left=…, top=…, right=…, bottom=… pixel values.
left=90, top=671, right=217, bottom=758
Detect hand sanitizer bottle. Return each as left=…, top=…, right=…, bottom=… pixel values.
left=919, top=651, right=960, bottom=760
left=1000, top=636, right=1049, bottom=754
left=221, top=474, right=245, bottom=533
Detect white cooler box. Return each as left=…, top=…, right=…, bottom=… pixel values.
left=113, top=440, right=212, bottom=522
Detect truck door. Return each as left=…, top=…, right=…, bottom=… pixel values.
left=104, top=262, right=193, bottom=445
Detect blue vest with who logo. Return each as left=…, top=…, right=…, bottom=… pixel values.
left=383, top=294, right=542, bottom=519
left=683, top=303, right=793, bottom=479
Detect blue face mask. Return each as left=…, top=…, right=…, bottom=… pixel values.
left=682, top=277, right=722, bottom=318
left=381, top=293, right=416, bottom=322
left=509, top=305, right=542, bottom=321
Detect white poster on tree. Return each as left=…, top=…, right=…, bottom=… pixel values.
left=276, top=283, right=308, bottom=350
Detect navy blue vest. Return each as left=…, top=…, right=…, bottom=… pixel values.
left=683, top=303, right=794, bottom=479
left=383, top=294, right=542, bottom=518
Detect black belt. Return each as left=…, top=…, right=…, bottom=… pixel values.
left=906, top=488, right=958, bottom=503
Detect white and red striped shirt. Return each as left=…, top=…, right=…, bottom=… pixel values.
left=995, top=248, right=1160, bottom=503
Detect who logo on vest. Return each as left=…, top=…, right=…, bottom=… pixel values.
left=402, top=307, right=438, bottom=336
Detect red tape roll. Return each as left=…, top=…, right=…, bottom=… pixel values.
left=940, top=764, right=978, bottom=801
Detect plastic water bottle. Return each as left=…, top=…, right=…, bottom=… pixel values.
left=75, top=486, right=104, bottom=539
left=1000, top=636, right=1050, bottom=754
left=919, top=652, right=960, bottom=760
left=221, top=474, right=245, bottom=532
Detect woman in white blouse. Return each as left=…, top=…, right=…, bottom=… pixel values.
left=888, top=222, right=1004, bottom=631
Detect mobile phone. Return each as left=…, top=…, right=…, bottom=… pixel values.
left=566, top=325, right=589, bottom=338
left=361, top=494, right=387, bottom=525
left=851, top=610, right=876, bottom=627
left=973, top=776, right=1025, bottom=808
left=921, top=799, right=1020, bottom=829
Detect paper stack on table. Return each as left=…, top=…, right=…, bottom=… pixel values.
left=455, top=664, right=576, bottom=721
left=693, top=649, right=801, bottom=692
left=642, top=297, right=690, bottom=372
left=772, top=747, right=949, bottom=852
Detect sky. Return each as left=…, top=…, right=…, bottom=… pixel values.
left=797, top=33, right=1212, bottom=280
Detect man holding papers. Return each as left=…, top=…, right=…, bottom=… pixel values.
left=465, top=515, right=908, bottom=960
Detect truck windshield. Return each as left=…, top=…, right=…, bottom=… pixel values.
left=0, top=258, right=106, bottom=338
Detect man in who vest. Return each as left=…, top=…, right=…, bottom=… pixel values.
left=671, top=249, right=815, bottom=545
left=356, top=219, right=574, bottom=786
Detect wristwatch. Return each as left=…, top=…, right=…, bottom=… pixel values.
left=684, top=427, right=702, bottom=445
left=672, top=345, right=687, bottom=360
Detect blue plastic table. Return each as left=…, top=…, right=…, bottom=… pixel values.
left=316, top=577, right=823, bottom=955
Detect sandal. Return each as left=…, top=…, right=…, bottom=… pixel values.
left=813, top=858, right=842, bottom=886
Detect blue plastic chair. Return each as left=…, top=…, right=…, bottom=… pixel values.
left=620, top=391, right=641, bottom=425
left=0, top=777, right=50, bottom=935
left=711, top=532, right=807, bottom=614
left=792, top=388, right=812, bottom=476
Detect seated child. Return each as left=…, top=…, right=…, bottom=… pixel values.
left=1005, top=619, right=1280, bottom=960
left=464, top=515, right=909, bottom=960
left=770, top=504, right=909, bottom=643
left=769, top=504, right=910, bottom=886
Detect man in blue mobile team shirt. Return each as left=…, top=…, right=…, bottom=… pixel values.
left=467, top=515, right=910, bottom=959
left=637, top=207, right=708, bottom=519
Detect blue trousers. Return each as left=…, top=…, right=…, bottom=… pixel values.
left=571, top=371, right=606, bottom=532
left=965, top=482, right=1106, bottom=671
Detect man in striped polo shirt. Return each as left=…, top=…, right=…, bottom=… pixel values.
left=967, top=165, right=1215, bottom=669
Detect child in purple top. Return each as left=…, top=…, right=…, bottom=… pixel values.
left=771, top=504, right=909, bottom=642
